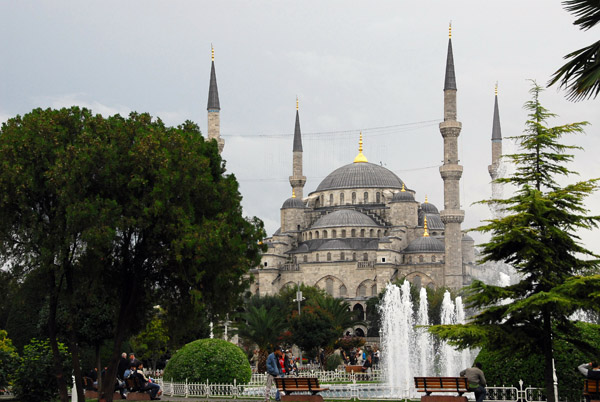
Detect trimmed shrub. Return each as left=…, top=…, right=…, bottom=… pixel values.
left=13, top=338, right=71, bottom=402
left=475, top=322, right=600, bottom=401
left=163, top=338, right=251, bottom=384
left=326, top=353, right=343, bottom=371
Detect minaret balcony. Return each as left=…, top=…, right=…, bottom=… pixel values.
left=440, top=210, right=465, bottom=224
left=439, top=164, right=463, bottom=179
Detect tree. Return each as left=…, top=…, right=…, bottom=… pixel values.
left=0, top=107, right=266, bottom=401
left=130, top=308, right=169, bottom=372
left=288, top=305, right=340, bottom=361
left=549, top=0, right=600, bottom=100
left=429, top=83, right=600, bottom=402
left=0, top=330, right=19, bottom=392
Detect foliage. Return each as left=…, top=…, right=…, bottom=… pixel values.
left=0, top=107, right=266, bottom=400
left=12, top=338, right=71, bottom=402
left=334, top=336, right=366, bottom=354
left=278, top=284, right=326, bottom=315
left=130, top=308, right=169, bottom=371
left=288, top=305, right=340, bottom=359
left=326, top=353, right=343, bottom=371
left=163, top=338, right=251, bottom=384
left=0, top=330, right=19, bottom=391
left=429, top=83, right=600, bottom=402
left=475, top=322, right=600, bottom=400
left=549, top=0, right=600, bottom=100
left=311, top=295, right=358, bottom=332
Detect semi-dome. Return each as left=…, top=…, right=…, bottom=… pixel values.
left=404, top=236, right=445, bottom=253
left=312, top=209, right=379, bottom=229
left=281, top=197, right=305, bottom=209
left=418, top=212, right=444, bottom=230
left=391, top=190, right=415, bottom=202
left=421, top=201, right=439, bottom=214
left=314, top=162, right=404, bottom=192
left=318, top=239, right=349, bottom=250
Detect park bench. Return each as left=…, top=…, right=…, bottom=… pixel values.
left=414, top=377, right=469, bottom=402
left=275, top=377, right=329, bottom=402
left=583, top=379, right=600, bottom=402
left=125, top=377, right=151, bottom=400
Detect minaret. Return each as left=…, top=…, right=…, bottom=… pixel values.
left=207, top=45, right=224, bottom=154
left=488, top=84, right=503, bottom=180
left=439, top=24, right=465, bottom=288
left=289, top=97, right=306, bottom=199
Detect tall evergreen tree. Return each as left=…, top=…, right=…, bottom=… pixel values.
left=429, top=82, right=600, bottom=402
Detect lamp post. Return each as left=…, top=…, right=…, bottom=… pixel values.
left=292, top=282, right=306, bottom=367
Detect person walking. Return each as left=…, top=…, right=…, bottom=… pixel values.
left=460, top=362, right=487, bottom=402
left=265, top=346, right=283, bottom=402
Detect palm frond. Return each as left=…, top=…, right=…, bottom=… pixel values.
left=548, top=39, right=600, bottom=101
left=562, top=0, right=600, bottom=30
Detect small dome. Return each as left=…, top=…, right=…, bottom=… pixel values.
left=318, top=239, right=349, bottom=250
left=312, top=209, right=380, bottom=229
left=405, top=236, right=445, bottom=253
left=314, top=162, right=404, bottom=192
left=421, top=201, right=439, bottom=214
left=418, top=212, right=444, bottom=230
left=462, top=234, right=474, bottom=242
left=282, top=197, right=305, bottom=209
left=392, top=190, right=415, bottom=202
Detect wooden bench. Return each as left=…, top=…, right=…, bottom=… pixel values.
left=125, top=377, right=151, bottom=400
left=584, top=379, right=600, bottom=402
left=345, top=365, right=363, bottom=373
left=414, top=377, right=469, bottom=402
left=275, top=377, right=329, bottom=402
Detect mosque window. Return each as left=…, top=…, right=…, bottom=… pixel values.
left=332, top=229, right=337, bottom=238
left=297, top=225, right=301, bottom=231
left=377, top=230, right=381, bottom=237
left=327, top=252, right=331, bottom=261
left=352, top=192, right=356, bottom=204
left=364, top=192, right=369, bottom=203
left=320, top=195, right=324, bottom=206
left=340, top=252, right=345, bottom=260
left=326, top=278, right=333, bottom=295
left=316, top=253, right=319, bottom=262
left=323, top=230, right=328, bottom=239
left=351, top=229, right=356, bottom=237
left=303, top=255, right=307, bottom=262
left=309, top=232, right=313, bottom=240
left=358, top=285, right=367, bottom=297
left=408, top=256, right=412, bottom=263
left=432, top=256, right=436, bottom=262
left=352, top=252, right=356, bottom=261
left=315, top=231, right=319, bottom=239
left=418, top=255, right=424, bottom=263
left=340, top=193, right=345, bottom=204
left=264, top=262, right=268, bottom=267
left=363, top=253, right=368, bottom=261
left=329, top=194, right=333, bottom=205
left=371, top=284, right=377, bottom=296
left=339, top=285, right=347, bottom=296
left=360, top=229, right=365, bottom=237
left=413, top=275, right=422, bottom=288
left=369, top=229, right=374, bottom=237
left=376, top=192, right=381, bottom=203
left=382, top=257, right=386, bottom=263
left=342, top=229, right=346, bottom=238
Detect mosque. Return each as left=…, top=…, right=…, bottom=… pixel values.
left=204, top=31, right=503, bottom=331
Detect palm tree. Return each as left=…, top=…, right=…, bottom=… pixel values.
left=549, top=0, right=600, bottom=100
left=312, top=295, right=361, bottom=334
left=237, top=305, right=288, bottom=373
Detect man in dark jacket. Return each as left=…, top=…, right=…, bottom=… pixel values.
left=460, top=362, right=487, bottom=402
left=265, top=346, right=283, bottom=402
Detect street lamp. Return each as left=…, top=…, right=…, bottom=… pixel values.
left=292, top=282, right=306, bottom=368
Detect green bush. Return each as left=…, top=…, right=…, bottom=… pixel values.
left=13, top=338, right=71, bottom=402
left=326, top=353, right=343, bottom=371
left=475, top=322, right=600, bottom=401
left=163, top=338, right=251, bottom=384
left=0, top=330, right=19, bottom=391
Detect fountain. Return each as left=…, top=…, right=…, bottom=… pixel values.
left=380, top=283, right=475, bottom=397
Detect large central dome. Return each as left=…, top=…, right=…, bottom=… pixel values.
left=314, top=162, right=404, bottom=192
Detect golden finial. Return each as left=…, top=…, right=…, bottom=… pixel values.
left=353, top=132, right=368, bottom=163
left=211, top=44, right=214, bottom=61
left=423, top=216, right=430, bottom=237
left=449, top=21, right=452, bottom=38
left=425, top=195, right=428, bottom=203
left=292, top=189, right=296, bottom=198
left=495, top=82, right=498, bottom=96
left=401, top=183, right=406, bottom=192
left=296, top=96, right=299, bottom=111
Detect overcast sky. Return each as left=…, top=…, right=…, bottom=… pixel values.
left=1, top=1, right=599, bottom=255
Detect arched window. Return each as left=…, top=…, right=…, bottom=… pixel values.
left=303, top=255, right=307, bottom=262
left=357, top=285, right=367, bottom=297
left=352, top=252, right=357, bottom=261
left=413, top=275, right=422, bottom=288
left=332, top=229, right=337, bottom=238
left=264, top=262, right=268, bottom=267
left=352, top=192, right=356, bottom=204
left=323, top=230, right=328, bottom=239
left=315, top=198, right=320, bottom=208
left=340, top=252, right=345, bottom=261
left=377, top=230, right=381, bottom=237
left=360, top=229, right=365, bottom=237
left=339, top=285, right=347, bottom=297
left=364, top=192, right=369, bottom=203
left=316, top=253, right=319, bottom=262
left=309, top=232, right=313, bottom=240
left=320, top=194, right=324, bottom=206
left=431, top=255, right=436, bottom=262
left=351, top=229, right=356, bottom=237
left=341, top=229, right=346, bottom=238
left=408, top=256, right=412, bottom=263
left=327, top=252, right=332, bottom=261
left=376, top=192, right=381, bottom=203
left=418, top=255, right=424, bottom=263
left=315, top=231, right=319, bottom=239
left=326, top=278, right=333, bottom=295
left=363, top=253, right=368, bottom=261
left=340, top=193, right=345, bottom=204
left=329, top=194, right=333, bottom=205
left=371, top=284, right=377, bottom=296
left=370, top=229, right=374, bottom=237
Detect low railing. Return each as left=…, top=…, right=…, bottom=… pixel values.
left=357, top=261, right=376, bottom=269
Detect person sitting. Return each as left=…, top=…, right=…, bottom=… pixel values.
left=131, top=361, right=161, bottom=400
left=361, top=354, right=373, bottom=380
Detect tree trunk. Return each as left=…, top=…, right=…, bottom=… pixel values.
left=96, top=343, right=102, bottom=390
left=542, top=307, right=557, bottom=402
left=65, top=263, right=85, bottom=402
left=258, top=349, right=268, bottom=373
left=47, top=269, right=69, bottom=402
